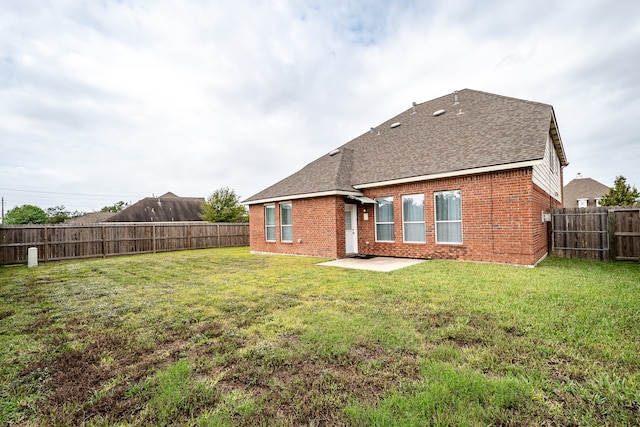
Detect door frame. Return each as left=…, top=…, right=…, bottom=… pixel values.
left=345, top=204, right=358, bottom=255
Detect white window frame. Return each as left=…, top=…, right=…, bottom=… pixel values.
left=402, top=194, right=425, bottom=243
left=595, top=198, right=602, bottom=207
left=280, top=202, right=293, bottom=242
left=577, top=198, right=588, bottom=208
left=434, top=190, right=463, bottom=244
left=265, top=205, right=276, bottom=242
left=374, top=197, right=394, bottom=242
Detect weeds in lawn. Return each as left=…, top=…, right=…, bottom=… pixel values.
left=1, top=248, right=639, bottom=426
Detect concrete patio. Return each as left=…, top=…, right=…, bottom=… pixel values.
left=318, top=256, right=426, bottom=272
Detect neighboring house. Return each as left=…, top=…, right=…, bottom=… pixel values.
left=66, top=212, right=116, bottom=224
left=106, top=192, right=205, bottom=222
left=244, top=89, right=568, bottom=266
left=563, top=174, right=610, bottom=208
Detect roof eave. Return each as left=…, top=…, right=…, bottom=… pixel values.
left=549, top=109, right=569, bottom=167
left=243, top=189, right=364, bottom=205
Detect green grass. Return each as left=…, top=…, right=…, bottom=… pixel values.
left=1, top=247, right=639, bottom=426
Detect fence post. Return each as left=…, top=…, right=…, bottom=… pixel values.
left=102, top=225, right=106, bottom=258
left=217, top=224, right=221, bottom=248
left=608, top=209, right=616, bottom=262
left=43, top=225, right=48, bottom=262
left=152, top=224, right=157, bottom=253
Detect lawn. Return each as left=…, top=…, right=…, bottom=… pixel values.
left=1, top=247, right=639, bottom=426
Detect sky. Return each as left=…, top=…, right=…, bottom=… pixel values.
left=1, top=0, right=639, bottom=216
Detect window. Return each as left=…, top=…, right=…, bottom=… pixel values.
left=403, top=194, right=425, bottom=242
left=375, top=197, right=394, bottom=241
left=435, top=190, right=462, bottom=244
left=280, top=203, right=292, bottom=242
left=595, top=198, right=602, bottom=207
left=577, top=198, right=588, bottom=208
left=265, top=205, right=276, bottom=241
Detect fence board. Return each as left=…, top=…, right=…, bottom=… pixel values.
left=0, top=222, right=249, bottom=265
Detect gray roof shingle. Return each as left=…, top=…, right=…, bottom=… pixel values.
left=106, top=193, right=205, bottom=222
left=563, top=176, right=610, bottom=207
left=245, top=89, right=567, bottom=203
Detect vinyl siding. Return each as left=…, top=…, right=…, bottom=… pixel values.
left=532, top=133, right=562, bottom=202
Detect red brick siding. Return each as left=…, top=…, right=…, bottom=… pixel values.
left=249, top=167, right=561, bottom=265
left=357, top=168, right=550, bottom=264
left=249, top=196, right=343, bottom=258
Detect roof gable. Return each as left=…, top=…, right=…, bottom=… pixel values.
left=245, top=89, right=567, bottom=204
left=564, top=177, right=610, bottom=201
left=106, top=193, right=205, bottom=222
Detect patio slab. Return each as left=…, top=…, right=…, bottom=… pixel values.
left=318, top=256, right=426, bottom=272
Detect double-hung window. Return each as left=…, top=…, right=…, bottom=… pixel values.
left=435, top=190, right=462, bottom=244
left=280, top=203, right=293, bottom=242
left=265, top=205, right=276, bottom=241
left=403, top=194, right=425, bottom=243
left=375, top=197, right=394, bottom=241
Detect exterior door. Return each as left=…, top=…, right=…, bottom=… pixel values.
left=345, top=204, right=358, bottom=255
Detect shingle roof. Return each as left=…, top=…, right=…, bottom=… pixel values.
left=563, top=176, right=610, bottom=207
left=66, top=212, right=116, bottom=224
left=245, top=89, right=567, bottom=204
left=105, top=193, right=205, bottom=222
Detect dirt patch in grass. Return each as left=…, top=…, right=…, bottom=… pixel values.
left=21, top=325, right=193, bottom=425
left=213, top=341, right=420, bottom=425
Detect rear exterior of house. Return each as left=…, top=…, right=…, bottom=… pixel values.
left=245, top=89, right=568, bottom=266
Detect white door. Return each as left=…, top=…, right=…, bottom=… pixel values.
left=345, top=204, right=358, bottom=255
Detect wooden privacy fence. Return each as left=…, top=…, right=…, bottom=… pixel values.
left=552, top=207, right=640, bottom=262
left=0, top=222, right=249, bottom=265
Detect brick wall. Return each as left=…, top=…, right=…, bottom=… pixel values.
left=248, top=167, right=560, bottom=265
left=358, top=168, right=552, bottom=265
left=249, top=196, right=343, bottom=258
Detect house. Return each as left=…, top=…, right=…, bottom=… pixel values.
left=66, top=212, right=116, bottom=224
left=563, top=174, right=610, bottom=208
left=243, top=89, right=568, bottom=265
left=105, top=192, right=205, bottom=222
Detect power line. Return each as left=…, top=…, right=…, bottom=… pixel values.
left=0, top=187, right=139, bottom=198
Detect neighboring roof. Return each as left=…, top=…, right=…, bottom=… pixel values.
left=245, top=89, right=568, bottom=204
left=563, top=175, right=610, bottom=207
left=66, top=212, right=116, bottom=224
left=105, top=193, right=205, bottom=222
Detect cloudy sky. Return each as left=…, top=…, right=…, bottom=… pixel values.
left=1, top=0, right=639, bottom=215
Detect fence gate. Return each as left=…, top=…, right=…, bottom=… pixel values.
left=611, top=208, right=640, bottom=262
left=552, top=207, right=640, bottom=262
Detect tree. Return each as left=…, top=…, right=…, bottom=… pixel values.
left=4, top=205, right=48, bottom=224
left=101, top=201, right=128, bottom=213
left=599, top=176, right=640, bottom=206
left=200, top=187, right=248, bottom=222
left=45, top=206, right=84, bottom=224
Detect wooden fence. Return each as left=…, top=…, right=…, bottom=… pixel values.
left=0, top=222, right=249, bottom=265
left=552, top=207, right=640, bottom=262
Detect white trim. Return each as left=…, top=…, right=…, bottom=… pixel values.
left=354, top=160, right=543, bottom=189
left=374, top=196, right=395, bottom=242
left=279, top=202, right=293, bottom=242
left=402, top=194, right=426, bottom=243
left=245, top=190, right=363, bottom=205
left=434, top=190, right=463, bottom=245
left=264, top=205, right=276, bottom=242
left=344, top=204, right=358, bottom=255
